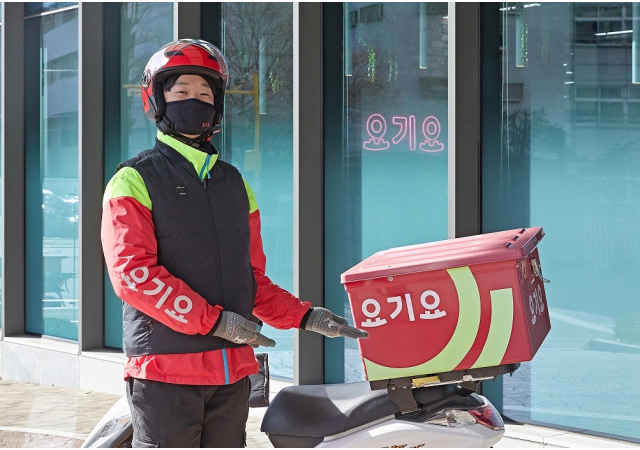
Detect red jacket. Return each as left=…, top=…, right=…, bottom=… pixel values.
left=101, top=132, right=311, bottom=385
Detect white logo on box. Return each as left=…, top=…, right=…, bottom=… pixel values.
left=360, top=290, right=447, bottom=328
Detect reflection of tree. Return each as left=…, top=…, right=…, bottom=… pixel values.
left=347, top=4, right=400, bottom=102
left=120, top=2, right=172, bottom=148
left=503, top=107, right=565, bottom=159
left=223, top=3, right=293, bottom=158
left=348, top=38, right=388, bottom=101
left=121, top=3, right=172, bottom=84
left=515, top=2, right=529, bottom=68
left=346, top=3, right=448, bottom=98
left=223, top=4, right=292, bottom=104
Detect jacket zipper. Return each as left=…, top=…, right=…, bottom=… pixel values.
left=199, top=154, right=212, bottom=190
left=174, top=152, right=225, bottom=309
left=202, top=159, right=229, bottom=385
left=196, top=159, right=226, bottom=310
left=161, top=146, right=231, bottom=371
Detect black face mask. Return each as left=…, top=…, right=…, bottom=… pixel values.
left=163, top=98, right=217, bottom=136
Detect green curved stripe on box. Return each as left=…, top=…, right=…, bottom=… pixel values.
left=364, top=266, right=481, bottom=380
left=471, top=288, right=514, bottom=369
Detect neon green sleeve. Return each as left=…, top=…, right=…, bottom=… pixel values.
left=243, top=178, right=259, bottom=214
left=103, top=167, right=152, bottom=211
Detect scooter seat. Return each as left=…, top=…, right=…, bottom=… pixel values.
left=260, top=381, right=454, bottom=439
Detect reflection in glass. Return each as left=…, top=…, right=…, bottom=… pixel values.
left=486, top=2, right=640, bottom=441
left=221, top=2, right=295, bottom=380
left=327, top=2, right=449, bottom=383
left=25, top=8, right=79, bottom=340
left=104, top=2, right=174, bottom=349
left=24, top=2, right=77, bottom=17
left=120, top=3, right=173, bottom=160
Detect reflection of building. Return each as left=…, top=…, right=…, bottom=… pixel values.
left=490, top=3, right=640, bottom=441
left=573, top=3, right=640, bottom=131
left=0, top=2, right=639, bottom=445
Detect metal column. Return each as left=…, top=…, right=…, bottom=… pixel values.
left=1, top=3, right=26, bottom=336
left=78, top=3, right=105, bottom=350
left=449, top=2, right=482, bottom=239
left=294, top=2, right=325, bottom=386
left=175, top=2, right=201, bottom=40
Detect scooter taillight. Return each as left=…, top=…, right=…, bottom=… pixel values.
left=426, top=404, right=504, bottom=431
left=469, top=404, right=505, bottom=431
left=426, top=410, right=477, bottom=428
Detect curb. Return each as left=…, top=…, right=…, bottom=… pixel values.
left=504, top=424, right=640, bottom=448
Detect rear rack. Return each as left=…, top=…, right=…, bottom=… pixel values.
left=369, top=363, right=520, bottom=413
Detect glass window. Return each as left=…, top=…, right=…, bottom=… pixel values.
left=103, top=2, right=174, bottom=349
left=25, top=2, right=77, bottom=17
left=25, top=7, right=79, bottom=340
left=220, top=2, right=295, bottom=380
left=485, top=2, right=640, bottom=441
left=326, top=2, right=449, bottom=383
left=600, top=86, right=622, bottom=99
left=576, top=86, right=599, bottom=98
left=575, top=100, right=599, bottom=122
left=628, top=85, right=640, bottom=99
left=118, top=3, right=173, bottom=161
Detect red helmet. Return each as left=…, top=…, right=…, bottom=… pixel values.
left=141, top=39, right=228, bottom=128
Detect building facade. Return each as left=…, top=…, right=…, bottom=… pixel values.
left=0, top=2, right=639, bottom=444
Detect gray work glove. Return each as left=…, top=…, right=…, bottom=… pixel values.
left=212, top=311, right=276, bottom=348
left=304, top=307, right=369, bottom=340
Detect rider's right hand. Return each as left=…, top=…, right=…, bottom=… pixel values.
left=212, top=311, right=276, bottom=348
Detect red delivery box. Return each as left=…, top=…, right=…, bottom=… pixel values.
left=341, top=227, right=551, bottom=382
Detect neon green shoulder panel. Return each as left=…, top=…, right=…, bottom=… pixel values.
left=157, top=131, right=218, bottom=179
left=243, top=179, right=259, bottom=214
left=103, top=167, right=152, bottom=211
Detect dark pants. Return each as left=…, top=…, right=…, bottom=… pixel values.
left=126, top=377, right=251, bottom=448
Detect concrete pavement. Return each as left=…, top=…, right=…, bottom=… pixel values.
left=1, top=378, right=639, bottom=448
left=0, top=378, right=277, bottom=448
left=0, top=380, right=120, bottom=448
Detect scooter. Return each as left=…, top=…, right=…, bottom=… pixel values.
left=82, top=363, right=517, bottom=448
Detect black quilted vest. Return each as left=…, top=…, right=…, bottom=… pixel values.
left=117, top=139, right=256, bottom=357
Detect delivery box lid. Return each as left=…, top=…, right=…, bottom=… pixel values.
left=341, top=227, right=544, bottom=283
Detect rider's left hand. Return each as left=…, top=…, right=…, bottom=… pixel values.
left=303, top=307, right=369, bottom=339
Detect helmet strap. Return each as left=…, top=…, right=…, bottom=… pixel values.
left=156, top=116, right=217, bottom=153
